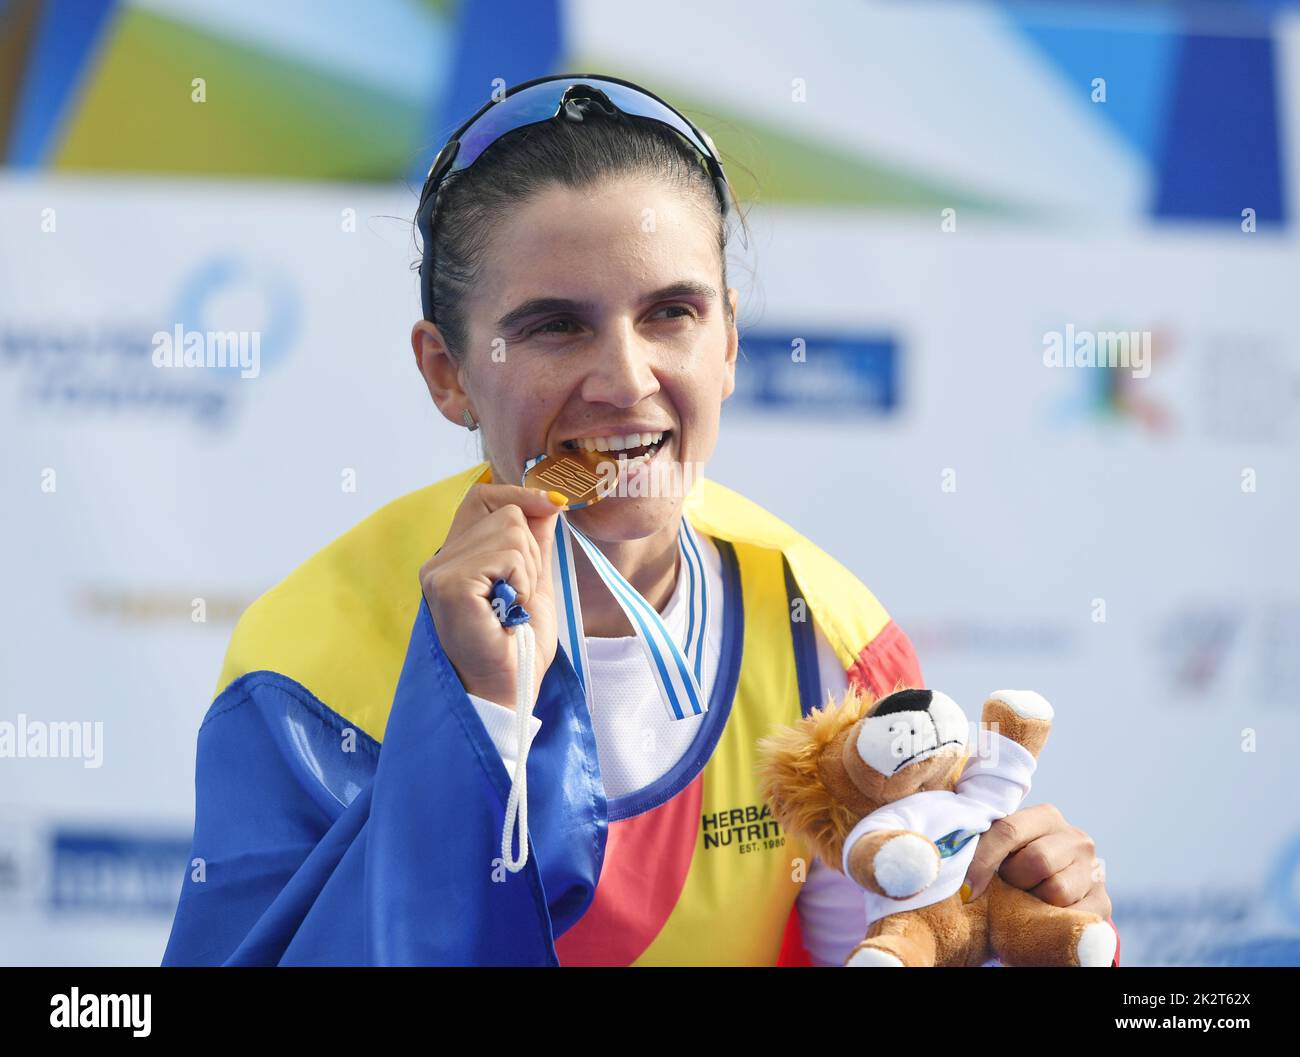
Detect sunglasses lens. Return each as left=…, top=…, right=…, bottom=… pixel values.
left=580, top=80, right=714, bottom=160
left=453, top=81, right=573, bottom=170
left=449, top=77, right=716, bottom=176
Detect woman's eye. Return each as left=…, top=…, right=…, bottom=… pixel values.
left=526, top=306, right=695, bottom=338
left=528, top=318, right=577, bottom=337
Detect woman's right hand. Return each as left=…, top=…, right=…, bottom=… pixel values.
left=420, top=484, right=568, bottom=708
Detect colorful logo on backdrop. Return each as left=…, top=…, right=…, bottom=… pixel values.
left=0, top=255, right=299, bottom=428
left=730, top=332, right=899, bottom=414
left=1154, top=601, right=1300, bottom=702
left=1048, top=324, right=1176, bottom=434
left=1153, top=605, right=1241, bottom=696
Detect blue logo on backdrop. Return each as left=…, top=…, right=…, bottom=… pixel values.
left=169, top=255, right=300, bottom=382
left=730, top=332, right=899, bottom=413
left=49, top=829, right=191, bottom=914
left=0, top=254, right=300, bottom=428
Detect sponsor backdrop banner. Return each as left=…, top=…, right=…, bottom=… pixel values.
left=2, top=0, right=1299, bottom=964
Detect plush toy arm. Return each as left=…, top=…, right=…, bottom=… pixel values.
left=845, top=828, right=941, bottom=900
left=979, top=690, right=1054, bottom=758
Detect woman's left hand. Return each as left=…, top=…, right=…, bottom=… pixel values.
left=961, top=803, right=1111, bottom=919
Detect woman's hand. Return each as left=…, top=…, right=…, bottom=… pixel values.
left=962, top=803, right=1111, bottom=920
left=420, top=483, right=567, bottom=708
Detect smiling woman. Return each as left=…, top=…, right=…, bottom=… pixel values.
left=161, top=74, right=1116, bottom=967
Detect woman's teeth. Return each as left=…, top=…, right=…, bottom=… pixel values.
left=562, top=430, right=667, bottom=458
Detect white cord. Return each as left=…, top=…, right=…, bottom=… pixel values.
left=501, top=620, right=536, bottom=873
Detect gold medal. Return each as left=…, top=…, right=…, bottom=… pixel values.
left=523, top=450, right=615, bottom=508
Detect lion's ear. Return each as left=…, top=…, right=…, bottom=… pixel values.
left=756, top=685, right=879, bottom=869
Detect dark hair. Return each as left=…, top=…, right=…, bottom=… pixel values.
left=416, top=111, right=749, bottom=361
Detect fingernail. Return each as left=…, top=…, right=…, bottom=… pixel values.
left=546, top=490, right=569, bottom=509
left=960, top=882, right=973, bottom=903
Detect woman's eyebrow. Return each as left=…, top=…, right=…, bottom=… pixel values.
left=646, top=280, right=717, bottom=304
left=495, top=280, right=717, bottom=333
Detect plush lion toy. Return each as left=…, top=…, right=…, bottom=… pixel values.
left=757, top=686, right=1117, bottom=967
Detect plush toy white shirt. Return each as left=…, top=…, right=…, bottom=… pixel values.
left=466, top=531, right=871, bottom=966
left=839, top=732, right=1037, bottom=925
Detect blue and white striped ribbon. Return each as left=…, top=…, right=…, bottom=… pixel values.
left=524, top=455, right=709, bottom=721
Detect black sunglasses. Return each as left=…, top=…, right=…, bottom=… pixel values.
left=416, top=73, right=733, bottom=323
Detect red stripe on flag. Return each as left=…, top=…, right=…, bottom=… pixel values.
left=776, top=904, right=812, bottom=966
left=847, top=620, right=924, bottom=697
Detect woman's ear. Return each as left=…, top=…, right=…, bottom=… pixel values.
left=721, top=287, right=740, bottom=401
left=411, top=319, right=472, bottom=425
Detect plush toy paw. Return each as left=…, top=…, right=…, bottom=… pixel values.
left=874, top=833, right=940, bottom=898
left=1076, top=920, right=1118, bottom=967
left=988, top=689, right=1054, bottom=721
left=845, top=943, right=905, bottom=967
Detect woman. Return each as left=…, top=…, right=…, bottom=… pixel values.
left=162, top=74, right=1116, bottom=966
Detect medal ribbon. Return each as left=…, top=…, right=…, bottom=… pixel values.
left=554, top=515, right=709, bottom=720
left=495, top=456, right=709, bottom=874
left=523, top=454, right=710, bottom=721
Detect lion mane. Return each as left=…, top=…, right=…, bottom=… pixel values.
left=755, top=683, right=879, bottom=870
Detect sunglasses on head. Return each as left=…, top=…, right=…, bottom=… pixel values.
left=416, top=73, right=733, bottom=323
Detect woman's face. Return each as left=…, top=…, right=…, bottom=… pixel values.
left=421, top=175, right=739, bottom=544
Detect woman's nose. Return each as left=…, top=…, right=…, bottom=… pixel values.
left=579, top=321, right=661, bottom=408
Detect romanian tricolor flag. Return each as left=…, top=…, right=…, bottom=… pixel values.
left=162, top=463, right=1117, bottom=966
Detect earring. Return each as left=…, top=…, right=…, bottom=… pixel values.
left=461, top=409, right=479, bottom=432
